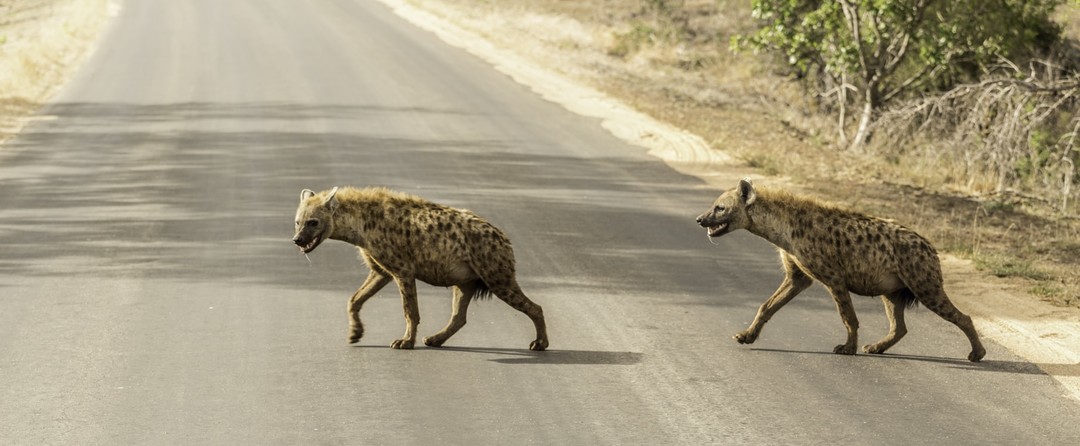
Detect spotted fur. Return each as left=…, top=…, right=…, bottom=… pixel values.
left=293, top=187, right=548, bottom=351
left=696, top=179, right=985, bottom=362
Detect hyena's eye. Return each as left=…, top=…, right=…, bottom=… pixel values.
left=306, top=219, right=319, bottom=228
left=714, top=205, right=725, bottom=213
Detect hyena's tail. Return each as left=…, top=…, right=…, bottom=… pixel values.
left=461, top=215, right=514, bottom=302
left=470, top=279, right=494, bottom=301
left=897, top=288, right=920, bottom=309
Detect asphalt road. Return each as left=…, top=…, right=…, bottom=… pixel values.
left=2, top=0, right=1079, bottom=444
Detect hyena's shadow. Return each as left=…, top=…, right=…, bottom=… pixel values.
left=423, top=346, right=644, bottom=365
left=750, top=347, right=1071, bottom=376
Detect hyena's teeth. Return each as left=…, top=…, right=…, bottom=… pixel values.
left=706, top=224, right=726, bottom=237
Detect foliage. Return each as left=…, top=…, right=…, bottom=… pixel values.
left=735, top=0, right=1064, bottom=147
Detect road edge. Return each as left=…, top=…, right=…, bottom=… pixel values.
left=376, top=0, right=1080, bottom=402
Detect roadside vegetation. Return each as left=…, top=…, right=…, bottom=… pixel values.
left=411, top=0, right=1080, bottom=308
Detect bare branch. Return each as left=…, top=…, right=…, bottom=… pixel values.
left=838, top=0, right=871, bottom=82
left=874, top=69, right=1080, bottom=214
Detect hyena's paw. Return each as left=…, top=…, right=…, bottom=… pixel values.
left=968, top=346, right=986, bottom=363
left=529, top=338, right=548, bottom=352
left=390, top=339, right=415, bottom=350
left=733, top=331, right=757, bottom=344
left=422, top=335, right=446, bottom=348
left=862, top=343, right=887, bottom=354
left=348, top=328, right=364, bottom=344
left=833, top=343, right=857, bottom=355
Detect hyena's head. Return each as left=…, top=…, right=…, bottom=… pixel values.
left=293, top=187, right=339, bottom=254
left=696, top=178, right=757, bottom=239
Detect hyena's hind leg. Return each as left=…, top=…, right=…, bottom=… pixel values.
left=900, top=258, right=986, bottom=362
left=488, top=278, right=548, bottom=351
left=423, top=281, right=478, bottom=348
left=863, top=290, right=911, bottom=355
left=912, top=284, right=985, bottom=362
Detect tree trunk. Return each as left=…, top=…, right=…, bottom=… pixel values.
left=837, top=73, right=849, bottom=146
left=850, top=97, right=872, bottom=150
left=849, top=84, right=877, bottom=150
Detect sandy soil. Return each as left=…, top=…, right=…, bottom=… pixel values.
left=379, top=0, right=1080, bottom=401
left=0, top=0, right=112, bottom=145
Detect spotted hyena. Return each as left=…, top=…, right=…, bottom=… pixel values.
left=696, top=179, right=985, bottom=362
left=293, top=187, right=548, bottom=351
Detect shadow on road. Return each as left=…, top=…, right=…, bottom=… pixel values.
left=750, top=347, right=1080, bottom=376
left=0, top=100, right=749, bottom=302
left=352, top=345, right=644, bottom=365
left=449, top=346, right=644, bottom=365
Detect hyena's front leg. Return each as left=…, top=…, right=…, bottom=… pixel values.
left=347, top=270, right=392, bottom=344
left=391, top=276, right=420, bottom=350
left=827, top=287, right=860, bottom=355
left=735, top=264, right=812, bottom=344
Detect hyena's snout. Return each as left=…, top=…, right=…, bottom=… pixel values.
left=695, top=212, right=720, bottom=230
left=292, top=230, right=324, bottom=253
left=695, top=213, right=710, bottom=227
left=696, top=211, right=731, bottom=238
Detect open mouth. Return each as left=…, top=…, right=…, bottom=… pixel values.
left=298, top=234, right=324, bottom=253
left=707, top=223, right=727, bottom=238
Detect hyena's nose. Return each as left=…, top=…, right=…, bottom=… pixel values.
left=695, top=215, right=705, bottom=225
left=292, top=235, right=304, bottom=246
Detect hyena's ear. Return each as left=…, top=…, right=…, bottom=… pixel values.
left=301, top=189, right=316, bottom=201
left=738, top=178, right=757, bottom=205
left=323, top=187, right=340, bottom=213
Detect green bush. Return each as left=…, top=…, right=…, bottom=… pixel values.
left=735, top=0, right=1064, bottom=147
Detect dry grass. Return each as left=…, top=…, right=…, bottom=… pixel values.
left=409, top=0, right=1080, bottom=308
left=1059, top=2, right=1080, bottom=42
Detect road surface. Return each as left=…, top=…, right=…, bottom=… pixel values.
left=2, top=0, right=1079, bottom=444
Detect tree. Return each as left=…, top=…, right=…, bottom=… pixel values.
left=736, top=0, right=1063, bottom=149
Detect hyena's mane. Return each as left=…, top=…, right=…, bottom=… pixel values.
left=755, top=187, right=856, bottom=221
